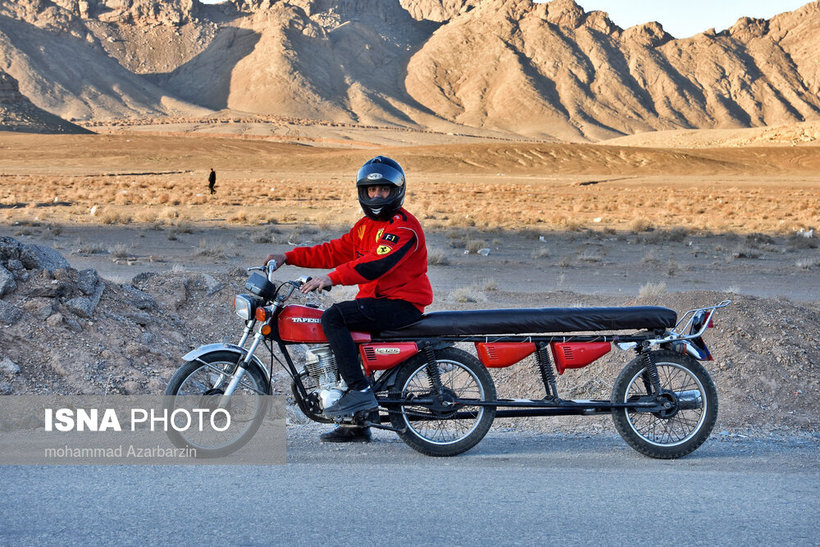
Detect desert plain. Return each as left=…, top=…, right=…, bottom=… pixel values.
left=0, top=120, right=818, bottom=436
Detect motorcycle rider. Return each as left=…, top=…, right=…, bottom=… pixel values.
left=264, top=156, right=433, bottom=442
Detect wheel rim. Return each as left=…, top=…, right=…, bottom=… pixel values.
left=622, top=361, right=707, bottom=447
left=398, top=359, right=486, bottom=446
left=171, top=361, right=265, bottom=451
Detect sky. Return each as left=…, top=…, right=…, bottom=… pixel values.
left=198, top=0, right=811, bottom=39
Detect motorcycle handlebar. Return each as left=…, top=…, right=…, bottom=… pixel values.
left=247, top=265, right=332, bottom=293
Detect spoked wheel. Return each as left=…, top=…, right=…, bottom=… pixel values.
left=388, top=347, right=496, bottom=457
left=164, top=351, right=270, bottom=458
left=611, top=350, right=718, bottom=459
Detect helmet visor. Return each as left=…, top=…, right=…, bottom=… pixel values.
left=356, top=162, right=405, bottom=189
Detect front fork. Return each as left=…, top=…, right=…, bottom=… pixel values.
left=217, top=324, right=264, bottom=407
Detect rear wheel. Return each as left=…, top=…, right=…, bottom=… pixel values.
left=164, top=351, right=270, bottom=458
left=388, top=347, right=496, bottom=457
left=611, top=350, right=717, bottom=459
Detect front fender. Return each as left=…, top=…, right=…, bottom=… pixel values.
left=182, top=343, right=270, bottom=383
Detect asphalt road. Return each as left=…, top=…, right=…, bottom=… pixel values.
left=1, top=426, right=817, bottom=546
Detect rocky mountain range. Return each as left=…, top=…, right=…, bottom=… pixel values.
left=0, top=0, right=818, bottom=140
left=0, top=69, right=91, bottom=133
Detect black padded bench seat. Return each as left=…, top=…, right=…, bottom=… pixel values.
left=377, top=306, right=677, bottom=338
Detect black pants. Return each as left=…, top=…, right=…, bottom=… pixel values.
left=321, top=298, right=422, bottom=391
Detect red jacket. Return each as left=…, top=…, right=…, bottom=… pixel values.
left=284, top=209, right=433, bottom=312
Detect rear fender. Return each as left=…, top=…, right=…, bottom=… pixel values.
left=182, top=343, right=270, bottom=383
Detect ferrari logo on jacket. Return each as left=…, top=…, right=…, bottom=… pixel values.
left=376, top=245, right=392, bottom=255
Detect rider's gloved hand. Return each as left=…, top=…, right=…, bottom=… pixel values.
left=264, top=253, right=287, bottom=270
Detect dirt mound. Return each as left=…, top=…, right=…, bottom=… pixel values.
left=1, top=236, right=817, bottom=435
left=0, top=235, right=246, bottom=395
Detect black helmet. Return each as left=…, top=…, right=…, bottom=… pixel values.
left=356, top=156, right=406, bottom=221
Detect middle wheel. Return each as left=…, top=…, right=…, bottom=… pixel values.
left=388, top=346, right=496, bottom=456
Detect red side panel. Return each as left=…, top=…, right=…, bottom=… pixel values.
left=277, top=305, right=370, bottom=343
left=551, top=342, right=611, bottom=374
left=360, top=342, right=419, bottom=373
left=475, top=342, right=536, bottom=368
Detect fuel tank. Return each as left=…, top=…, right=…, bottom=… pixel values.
left=277, top=305, right=371, bottom=343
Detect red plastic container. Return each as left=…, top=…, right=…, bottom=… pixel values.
left=475, top=342, right=537, bottom=368
left=550, top=342, right=611, bottom=374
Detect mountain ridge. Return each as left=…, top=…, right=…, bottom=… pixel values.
left=0, top=0, right=818, bottom=140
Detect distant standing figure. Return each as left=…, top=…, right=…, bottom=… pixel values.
left=208, top=168, right=216, bottom=194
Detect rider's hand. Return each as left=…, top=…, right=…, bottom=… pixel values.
left=300, top=274, right=332, bottom=293
left=264, top=253, right=286, bottom=271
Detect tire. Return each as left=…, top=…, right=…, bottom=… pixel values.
left=388, top=347, right=496, bottom=457
left=164, top=351, right=270, bottom=458
left=611, top=350, right=718, bottom=459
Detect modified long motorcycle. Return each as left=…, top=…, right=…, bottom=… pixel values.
left=165, top=263, right=730, bottom=459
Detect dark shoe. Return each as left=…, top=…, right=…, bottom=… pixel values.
left=320, top=426, right=372, bottom=443
left=323, top=387, right=378, bottom=417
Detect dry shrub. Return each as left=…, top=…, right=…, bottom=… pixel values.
left=43, top=223, right=62, bottom=237
left=173, top=223, right=195, bottom=234
left=449, top=286, right=488, bottom=303
left=788, top=233, right=817, bottom=250
left=531, top=247, right=550, bottom=259
left=195, top=239, right=225, bottom=258
left=109, top=243, right=132, bottom=259
left=577, top=249, right=603, bottom=263
left=477, top=278, right=497, bottom=291
left=630, top=218, right=654, bottom=233
left=563, top=219, right=585, bottom=231
left=251, top=225, right=281, bottom=244
left=228, top=211, right=249, bottom=224
left=642, top=227, right=688, bottom=244
left=465, top=239, right=488, bottom=253
left=99, top=211, right=133, bottom=225
left=731, top=247, right=762, bottom=260
left=638, top=282, right=667, bottom=299
left=427, top=248, right=450, bottom=266
left=72, top=240, right=106, bottom=254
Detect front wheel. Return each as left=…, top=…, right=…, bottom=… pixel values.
left=388, top=347, right=496, bottom=457
left=164, top=351, right=270, bottom=458
left=611, top=350, right=718, bottom=459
